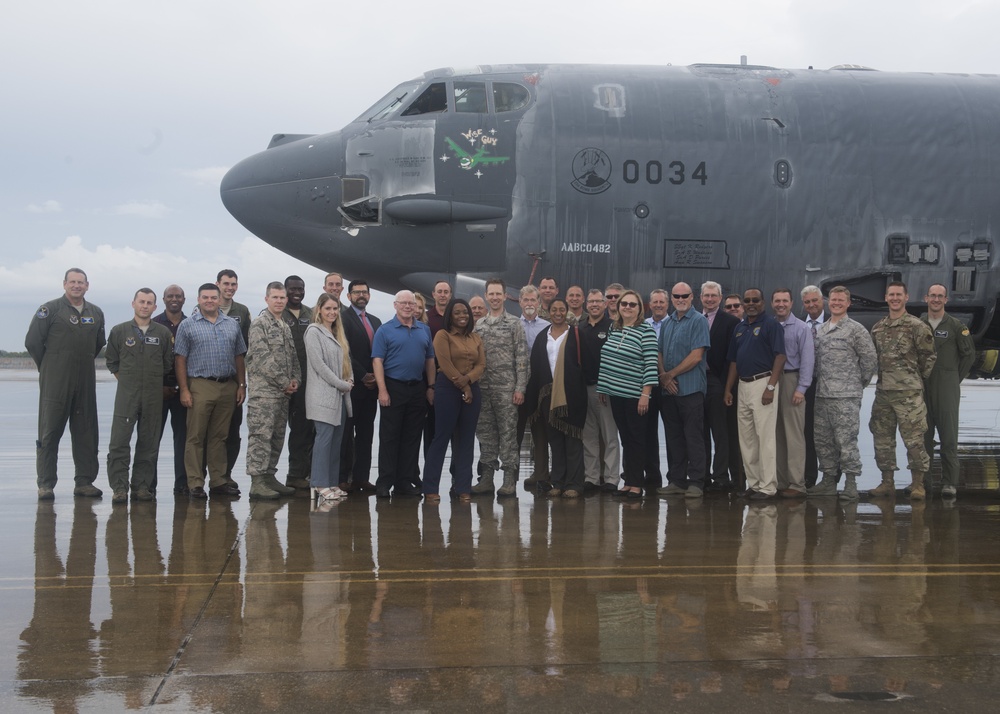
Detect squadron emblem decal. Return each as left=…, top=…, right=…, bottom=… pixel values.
left=571, top=148, right=612, bottom=195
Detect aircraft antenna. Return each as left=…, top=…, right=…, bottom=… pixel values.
left=526, top=251, right=546, bottom=286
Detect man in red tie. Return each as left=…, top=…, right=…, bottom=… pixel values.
left=339, top=279, right=382, bottom=491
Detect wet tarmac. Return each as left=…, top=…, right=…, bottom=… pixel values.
left=3, top=374, right=1000, bottom=712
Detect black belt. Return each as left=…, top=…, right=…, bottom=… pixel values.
left=197, top=375, right=231, bottom=383
left=739, top=371, right=772, bottom=383
left=784, top=368, right=800, bottom=373
left=387, top=377, right=423, bottom=387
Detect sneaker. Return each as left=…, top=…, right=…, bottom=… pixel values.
left=941, top=485, right=957, bottom=498
left=685, top=486, right=704, bottom=498
left=37, top=487, right=55, bottom=501
left=656, top=483, right=687, bottom=496
left=73, top=484, right=103, bottom=498
left=562, top=489, right=581, bottom=498
left=112, top=489, right=128, bottom=503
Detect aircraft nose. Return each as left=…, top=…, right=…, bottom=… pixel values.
left=220, top=132, right=345, bottom=235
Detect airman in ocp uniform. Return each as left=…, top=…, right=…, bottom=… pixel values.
left=471, top=278, right=529, bottom=496
left=245, top=283, right=301, bottom=499
left=26, top=268, right=106, bottom=500
left=105, top=288, right=174, bottom=502
left=868, top=281, right=937, bottom=500
left=920, top=284, right=975, bottom=498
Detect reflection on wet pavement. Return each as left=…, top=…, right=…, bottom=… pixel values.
left=3, top=378, right=1000, bottom=710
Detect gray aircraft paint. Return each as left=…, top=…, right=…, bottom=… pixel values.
left=221, top=63, right=1000, bottom=344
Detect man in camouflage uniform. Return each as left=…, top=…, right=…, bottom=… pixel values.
left=806, top=286, right=877, bottom=501
left=25, top=268, right=106, bottom=500
left=245, top=282, right=301, bottom=499
left=471, top=278, right=529, bottom=496
left=921, top=284, right=975, bottom=498
left=281, top=275, right=314, bottom=489
left=868, top=281, right=937, bottom=500
left=105, top=288, right=174, bottom=503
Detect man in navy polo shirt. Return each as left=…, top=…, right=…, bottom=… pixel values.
left=372, top=290, right=436, bottom=498
left=723, top=288, right=786, bottom=500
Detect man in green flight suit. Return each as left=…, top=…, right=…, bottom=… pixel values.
left=921, top=284, right=975, bottom=498
left=25, top=268, right=106, bottom=500
left=105, top=288, right=174, bottom=503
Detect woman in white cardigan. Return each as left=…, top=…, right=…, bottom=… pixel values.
left=305, top=293, right=354, bottom=503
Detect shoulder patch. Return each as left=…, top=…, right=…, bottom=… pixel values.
left=36, top=306, right=48, bottom=319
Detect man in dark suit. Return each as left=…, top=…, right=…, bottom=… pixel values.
left=700, top=281, right=741, bottom=490
left=339, top=279, right=382, bottom=492
left=801, top=285, right=826, bottom=488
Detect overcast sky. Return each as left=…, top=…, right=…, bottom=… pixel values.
left=3, top=0, right=1000, bottom=350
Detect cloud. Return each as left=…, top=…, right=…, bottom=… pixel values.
left=25, top=200, right=62, bottom=214
left=180, top=166, right=230, bottom=187
left=113, top=200, right=169, bottom=219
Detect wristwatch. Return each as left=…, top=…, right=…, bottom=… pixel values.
left=766, top=384, right=776, bottom=392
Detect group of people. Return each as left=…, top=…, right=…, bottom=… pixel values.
left=27, top=269, right=974, bottom=507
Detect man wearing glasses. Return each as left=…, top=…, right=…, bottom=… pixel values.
left=655, top=283, right=711, bottom=498
left=724, top=289, right=786, bottom=500
left=340, top=279, right=382, bottom=492
left=604, top=283, right=625, bottom=321
left=372, top=290, right=434, bottom=498
left=724, top=295, right=744, bottom=320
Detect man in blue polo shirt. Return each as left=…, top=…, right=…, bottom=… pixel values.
left=656, top=283, right=712, bottom=498
left=723, top=288, right=786, bottom=500
left=372, top=290, right=436, bottom=498
left=174, top=283, right=247, bottom=499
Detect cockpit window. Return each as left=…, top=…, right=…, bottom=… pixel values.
left=455, top=81, right=489, bottom=113
left=401, top=82, right=448, bottom=116
left=493, top=82, right=530, bottom=113
left=356, top=81, right=421, bottom=122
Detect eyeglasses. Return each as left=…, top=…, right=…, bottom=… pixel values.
left=743, top=297, right=762, bottom=304
left=586, top=299, right=606, bottom=304
left=618, top=300, right=640, bottom=308
left=672, top=293, right=691, bottom=300
left=725, top=304, right=741, bottom=310
left=350, top=289, right=370, bottom=295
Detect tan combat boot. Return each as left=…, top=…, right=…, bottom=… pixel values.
left=908, top=472, right=926, bottom=500
left=868, top=471, right=896, bottom=498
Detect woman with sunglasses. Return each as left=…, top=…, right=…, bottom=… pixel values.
left=597, top=290, right=659, bottom=498
left=524, top=297, right=588, bottom=497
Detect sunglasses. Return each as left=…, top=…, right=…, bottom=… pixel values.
left=725, top=304, right=741, bottom=310
left=605, top=294, right=621, bottom=300
left=672, top=293, right=691, bottom=300
left=618, top=300, right=640, bottom=308
left=743, top=297, right=762, bottom=304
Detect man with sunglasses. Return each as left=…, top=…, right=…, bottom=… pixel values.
left=656, top=283, right=711, bottom=498
left=724, top=295, right=744, bottom=320
left=724, top=288, right=786, bottom=500
left=604, top=283, right=625, bottom=321
left=700, top=281, right=740, bottom=491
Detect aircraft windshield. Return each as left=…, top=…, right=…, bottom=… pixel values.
left=356, top=82, right=421, bottom=122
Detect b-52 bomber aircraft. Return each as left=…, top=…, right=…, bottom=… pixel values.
left=220, top=61, right=1000, bottom=346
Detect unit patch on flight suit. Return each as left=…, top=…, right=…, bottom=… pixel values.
left=36, top=306, right=48, bottom=319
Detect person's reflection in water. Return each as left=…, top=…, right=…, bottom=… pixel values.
left=19, top=500, right=98, bottom=710
left=99, top=500, right=165, bottom=699
left=299, top=497, right=350, bottom=673
left=736, top=504, right=779, bottom=613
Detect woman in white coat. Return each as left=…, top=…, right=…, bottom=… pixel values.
left=305, top=293, right=354, bottom=503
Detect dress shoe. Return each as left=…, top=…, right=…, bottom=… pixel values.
left=394, top=483, right=421, bottom=497
left=286, top=477, right=312, bottom=490
left=779, top=488, right=807, bottom=499
left=112, top=489, right=128, bottom=504
left=583, top=482, right=600, bottom=493
left=209, top=483, right=241, bottom=497
left=354, top=481, right=376, bottom=493
left=132, top=488, right=155, bottom=501
left=189, top=486, right=208, bottom=499
left=657, top=483, right=687, bottom=496
left=37, top=487, right=55, bottom=501
left=600, top=482, right=619, bottom=493
left=749, top=491, right=774, bottom=500
left=173, top=486, right=189, bottom=495
left=338, top=482, right=353, bottom=493
left=375, top=487, right=392, bottom=499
